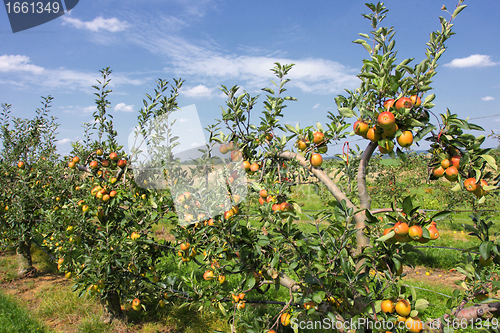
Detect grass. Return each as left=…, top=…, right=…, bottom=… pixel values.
left=0, top=290, right=51, bottom=333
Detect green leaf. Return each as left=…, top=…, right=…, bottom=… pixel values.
left=481, top=155, right=497, bottom=170
left=479, top=241, right=492, bottom=261
left=424, top=94, right=436, bottom=104
left=452, top=5, right=467, bottom=18
left=338, top=108, right=356, bottom=118
left=376, top=230, right=394, bottom=242
left=431, top=210, right=451, bottom=221
left=244, top=276, right=256, bottom=290
left=402, top=196, right=413, bottom=214
left=415, top=299, right=430, bottom=311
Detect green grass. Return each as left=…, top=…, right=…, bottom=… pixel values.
left=0, top=290, right=52, bottom=333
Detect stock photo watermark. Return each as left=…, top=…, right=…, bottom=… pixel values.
left=129, top=104, right=248, bottom=226
left=3, top=0, right=79, bottom=32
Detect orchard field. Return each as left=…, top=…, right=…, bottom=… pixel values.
left=2, top=2, right=500, bottom=333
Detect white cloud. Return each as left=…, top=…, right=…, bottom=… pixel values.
left=126, top=20, right=359, bottom=95
left=115, top=103, right=135, bottom=112
left=58, top=138, right=71, bottom=144
left=62, top=16, right=129, bottom=32
left=0, top=55, right=44, bottom=74
left=182, top=85, right=216, bottom=98
left=482, top=96, right=495, bottom=101
left=444, top=54, right=498, bottom=68
left=313, top=103, right=320, bottom=109
left=61, top=105, right=96, bottom=114
left=0, top=54, right=145, bottom=91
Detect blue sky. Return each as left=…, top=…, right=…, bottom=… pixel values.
left=1, top=0, right=499, bottom=157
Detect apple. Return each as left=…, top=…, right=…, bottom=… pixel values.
left=89, top=161, right=99, bottom=169
left=242, top=160, right=251, bottom=170
left=17, top=161, right=25, bottom=169
left=265, top=133, right=273, bottom=141
left=377, top=111, right=396, bottom=130
left=281, top=313, right=291, bottom=326
left=366, top=127, right=381, bottom=143
left=219, top=144, right=229, bottom=154
left=231, top=150, right=242, bottom=162
left=394, top=222, right=409, bottom=236
left=96, top=149, right=103, bottom=156
left=258, top=197, right=265, bottom=205
left=280, top=202, right=293, bottom=212
left=381, top=299, right=395, bottom=314
left=395, top=97, right=413, bottom=110
left=218, top=275, right=226, bottom=284
left=464, top=178, right=477, bottom=192
left=441, top=159, right=451, bottom=169
left=408, top=225, right=423, bottom=240
left=116, top=159, right=126, bottom=168
left=82, top=205, right=89, bottom=212
left=259, top=189, right=268, bottom=198
left=395, top=299, right=411, bottom=317
left=297, top=139, right=308, bottom=151
left=382, top=124, right=398, bottom=138
left=132, top=298, right=141, bottom=311
left=313, top=131, right=324, bottom=144
left=444, top=166, right=458, bottom=182
left=410, top=95, right=421, bottom=107
left=109, top=152, right=118, bottom=161
left=180, top=242, right=190, bottom=251
left=397, top=130, right=413, bottom=147
left=203, top=270, right=214, bottom=280
left=68, top=161, right=76, bottom=169
left=432, top=166, right=445, bottom=177
left=310, top=153, right=323, bottom=167
left=384, top=99, right=395, bottom=110
left=72, top=156, right=80, bottom=163
left=427, top=225, right=439, bottom=240
left=271, top=203, right=281, bottom=213
left=250, top=163, right=260, bottom=172
left=450, top=155, right=461, bottom=168
left=109, top=190, right=117, bottom=198
left=353, top=121, right=369, bottom=137
left=317, top=143, right=328, bottom=154
left=101, top=160, right=110, bottom=167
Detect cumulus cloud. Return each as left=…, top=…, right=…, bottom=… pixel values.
left=0, top=55, right=44, bottom=74
left=115, top=103, right=135, bottom=112
left=62, top=16, right=129, bottom=32
left=482, top=96, right=495, bottom=101
left=313, top=103, right=320, bottom=109
left=182, top=85, right=216, bottom=98
left=58, top=138, right=71, bottom=144
left=0, top=54, right=145, bottom=91
left=444, top=54, right=498, bottom=68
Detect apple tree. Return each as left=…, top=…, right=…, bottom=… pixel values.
left=166, top=1, right=500, bottom=332
left=48, top=68, right=184, bottom=323
left=0, top=98, right=62, bottom=277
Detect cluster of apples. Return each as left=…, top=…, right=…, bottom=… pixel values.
left=431, top=154, right=461, bottom=182
left=177, top=242, right=197, bottom=262
left=297, top=131, right=326, bottom=167
left=87, top=150, right=127, bottom=171
left=353, top=96, right=420, bottom=154
left=383, top=220, right=439, bottom=244
left=258, top=189, right=294, bottom=213
left=381, top=299, right=423, bottom=332
left=464, top=177, right=489, bottom=198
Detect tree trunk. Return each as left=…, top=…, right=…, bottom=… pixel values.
left=16, top=239, right=36, bottom=278
left=101, top=290, right=123, bottom=324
